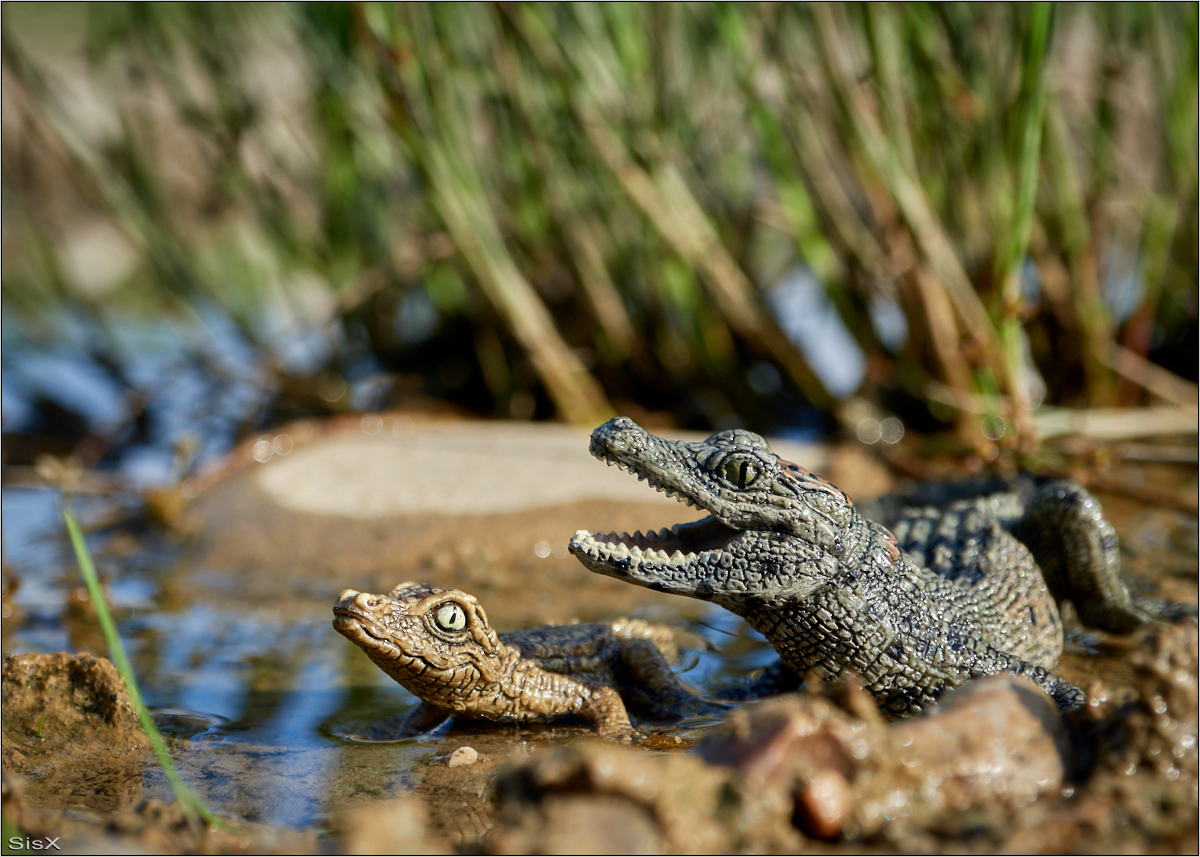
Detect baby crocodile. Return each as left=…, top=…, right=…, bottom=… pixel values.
left=569, top=417, right=1193, bottom=717
left=333, top=582, right=711, bottom=741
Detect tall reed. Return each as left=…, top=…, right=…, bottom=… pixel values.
left=2, top=4, right=1194, bottom=448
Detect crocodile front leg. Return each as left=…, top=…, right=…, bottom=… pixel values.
left=613, top=638, right=728, bottom=719
left=741, top=578, right=1086, bottom=716
left=570, top=682, right=639, bottom=741
left=956, top=638, right=1085, bottom=712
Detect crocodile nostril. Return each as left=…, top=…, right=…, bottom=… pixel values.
left=354, top=593, right=380, bottom=610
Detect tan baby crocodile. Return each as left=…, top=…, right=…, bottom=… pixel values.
left=333, top=582, right=713, bottom=741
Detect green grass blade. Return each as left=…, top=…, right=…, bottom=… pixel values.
left=62, top=504, right=220, bottom=830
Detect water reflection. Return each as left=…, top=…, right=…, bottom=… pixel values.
left=154, top=708, right=231, bottom=740
left=2, top=309, right=273, bottom=487
left=2, top=484, right=448, bottom=825
left=3, top=475, right=783, bottom=830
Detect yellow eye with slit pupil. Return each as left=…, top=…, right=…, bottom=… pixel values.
left=722, top=458, right=758, bottom=488
left=435, top=603, right=467, bottom=631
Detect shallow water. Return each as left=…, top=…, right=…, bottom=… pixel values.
left=2, top=438, right=1197, bottom=850
left=1, top=480, right=764, bottom=833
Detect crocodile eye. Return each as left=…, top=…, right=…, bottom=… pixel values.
left=722, top=458, right=759, bottom=489
left=434, top=603, right=467, bottom=631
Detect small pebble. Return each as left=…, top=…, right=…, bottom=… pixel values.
left=794, top=769, right=851, bottom=840
left=447, top=746, right=479, bottom=768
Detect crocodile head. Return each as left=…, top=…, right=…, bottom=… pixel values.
left=569, top=417, right=856, bottom=610
left=333, top=582, right=509, bottom=709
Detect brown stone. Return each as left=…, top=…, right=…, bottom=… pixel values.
left=694, top=676, right=1072, bottom=841
left=490, top=741, right=744, bottom=855
left=853, top=675, right=1071, bottom=837
left=2, top=651, right=150, bottom=812
left=795, top=768, right=852, bottom=841
left=695, top=693, right=865, bottom=785
left=694, top=692, right=874, bottom=841
left=887, top=674, right=1071, bottom=807
left=335, top=793, right=446, bottom=855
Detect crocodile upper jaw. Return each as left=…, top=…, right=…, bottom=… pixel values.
left=569, top=418, right=763, bottom=593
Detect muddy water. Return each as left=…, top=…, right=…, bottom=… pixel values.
left=2, top=420, right=1196, bottom=852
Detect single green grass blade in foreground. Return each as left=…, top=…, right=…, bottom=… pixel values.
left=62, top=504, right=220, bottom=830
left=2, top=809, right=23, bottom=842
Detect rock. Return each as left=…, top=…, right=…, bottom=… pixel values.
left=795, top=769, right=852, bottom=841
left=853, top=675, right=1070, bottom=838
left=498, top=794, right=663, bottom=855
left=693, top=675, right=1071, bottom=841
left=695, top=690, right=876, bottom=841
left=1125, top=621, right=1198, bottom=781
left=2, top=652, right=150, bottom=812
left=238, top=421, right=822, bottom=519
left=335, top=793, right=445, bottom=855
left=695, top=686, right=871, bottom=784
left=189, top=420, right=823, bottom=626
left=446, top=745, right=479, bottom=768
left=489, top=740, right=792, bottom=854
left=891, top=675, right=1069, bottom=800
left=3, top=769, right=319, bottom=856
left=1000, top=622, right=1200, bottom=855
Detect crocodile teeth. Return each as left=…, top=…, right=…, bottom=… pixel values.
left=632, top=530, right=644, bottom=540
left=619, top=532, right=631, bottom=543
left=629, top=546, right=643, bottom=558
left=669, top=550, right=686, bottom=563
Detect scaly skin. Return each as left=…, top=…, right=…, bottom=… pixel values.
left=569, top=418, right=1194, bottom=717
left=333, top=582, right=710, bottom=741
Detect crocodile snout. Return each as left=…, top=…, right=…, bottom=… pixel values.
left=334, top=589, right=385, bottom=615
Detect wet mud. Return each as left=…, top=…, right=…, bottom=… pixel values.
left=2, top=652, right=149, bottom=813
left=1, top=419, right=1196, bottom=853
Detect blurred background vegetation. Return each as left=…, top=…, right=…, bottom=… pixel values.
left=3, top=3, right=1196, bottom=479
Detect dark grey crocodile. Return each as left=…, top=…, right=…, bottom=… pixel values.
left=569, top=417, right=1194, bottom=716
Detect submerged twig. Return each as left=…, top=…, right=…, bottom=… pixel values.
left=1033, top=405, right=1199, bottom=441
left=1100, top=344, right=1200, bottom=406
